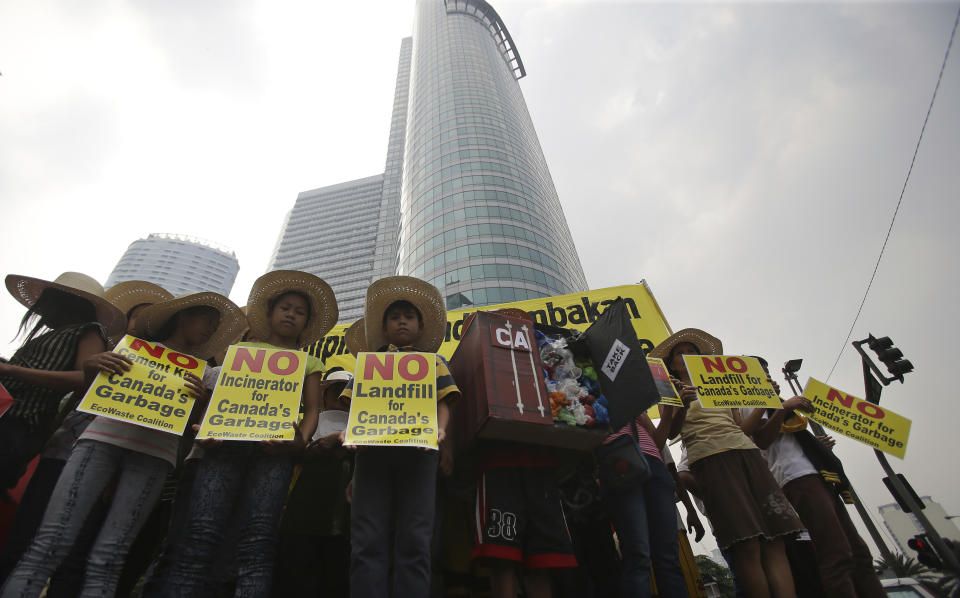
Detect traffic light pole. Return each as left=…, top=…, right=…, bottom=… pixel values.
left=782, top=361, right=895, bottom=562
left=854, top=339, right=960, bottom=575
left=873, top=448, right=960, bottom=574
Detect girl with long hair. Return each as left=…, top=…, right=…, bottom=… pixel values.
left=1, top=292, right=245, bottom=597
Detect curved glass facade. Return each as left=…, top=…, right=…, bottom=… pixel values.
left=398, top=0, right=588, bottom=309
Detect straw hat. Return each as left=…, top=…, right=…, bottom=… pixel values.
left=5, top=272, right=125, bottom=338
left=132, top=292, right=247, bottom=360
left=214, top=306, right=250, bottom=366
left=363, top=276, right=446, bottom=353
left=104, top=280, right=174, bottom=317
left=245, top=270, right=338, bottom=348
left=345, top=318, right=366, bottom=355
left=648, top=328, right=723, bottom=361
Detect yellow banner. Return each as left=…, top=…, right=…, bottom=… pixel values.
left=803, top=377, right=911, bottom=459
left=307, top=283, right=672, bottom=367
left=683, top=355, right=782, bottom=409
left=196, top=345, right=308, bottom=441
left=76, top=335, right=205, bottom=435
left=648, top=357, right=683, bottom=407
left=344, top=352, right=438, bottom=449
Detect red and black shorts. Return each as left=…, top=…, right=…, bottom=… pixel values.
left=472, top=466, right=577, bottom=569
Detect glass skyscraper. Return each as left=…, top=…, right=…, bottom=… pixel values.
left=399, top=0, right=587, bottom=309
left=272, top=0, right=586, bottom=317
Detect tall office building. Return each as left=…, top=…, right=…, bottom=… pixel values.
left=271, top=0, right=586, bottom=320
left=399, top=0, right=587, bottom=308
left=106, top=233, right=239, bottom=296
left=270, top=175, right=387, bottom=324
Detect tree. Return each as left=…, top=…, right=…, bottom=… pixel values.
left=695, top=555, right=735, bottom=598
left=875, top=553, right=953, bottom=597
left=876, top=552, right=934, bottom=579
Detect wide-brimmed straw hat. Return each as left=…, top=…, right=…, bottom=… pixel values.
left=104, top=281, right=174, bottom=317
left=245, top=270, right=338, bottom=348
left=132, top=292, right=247, bottom=360
left=345, top=318, right=366, bottom=355
left=363, top=276, right=446, bottom=353
left=648, top=328, right=723, bottom=360
left=214, top=306, right=250, bottom=365
left=6, top=272, right=125, bottom=338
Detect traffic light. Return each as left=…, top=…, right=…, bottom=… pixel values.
left=908, top=534, right=943, bottom=569
left=882, top=474, right=925, bottom=514
left=867, top=335, right=914, bottom=379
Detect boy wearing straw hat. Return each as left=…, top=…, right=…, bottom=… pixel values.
left=340, top=276, right=460, bottom=598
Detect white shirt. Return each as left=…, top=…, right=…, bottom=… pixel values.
left=742, top=408, right=817, bottom=487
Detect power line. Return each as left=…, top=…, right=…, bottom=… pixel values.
left=826, top=5, right=960, bottom=382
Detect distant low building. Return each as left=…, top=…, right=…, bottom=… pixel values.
left=879, top=496, right=960, bottom=554
left=106, top=233, right=239, bottom=297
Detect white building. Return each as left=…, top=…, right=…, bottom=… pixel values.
left=879, top=496, right=960, bottom=554
left=106, top=233, right=239, bottom=297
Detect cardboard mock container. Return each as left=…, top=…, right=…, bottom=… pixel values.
left=448, top=310, right=608, bottom=452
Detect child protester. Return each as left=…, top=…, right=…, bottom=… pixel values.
left=0, top=280, right=172, bottom=585
left=0, top=272, right=124, bottom=496
left=273, top=367, right=354, bottom=597
left=161, top=270, right=337, bottom=597
left=1, top=291, right=245, bottom=598
left=652, top=329, right=804, bottom=598
left=468, top=309, right=578, bottom=598
left=340, top=276, right=460, bottom=598
left=743, top=358, right=884, bottom=598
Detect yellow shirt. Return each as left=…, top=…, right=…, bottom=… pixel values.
left=681, top=400, right=757, bottom=465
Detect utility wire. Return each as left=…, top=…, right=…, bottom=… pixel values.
left=826, top=5, right=960, bottom=382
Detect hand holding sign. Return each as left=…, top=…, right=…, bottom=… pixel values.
left=83, top=352, right=132, bottom=380
left=682, top=355, right=782, bottom=409
left=782, top=395, right=816, bottom=414
left=262, top=421, right=306, bottom=454
left=76, top=336, right=206, bottom=435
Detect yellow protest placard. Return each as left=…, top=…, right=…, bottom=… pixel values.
left=76, top=335, right=205, bottom=435
left=197, top=345, right=308, bottom=441
left=682, top=355, right=782, bottom=409
left=647, top=357, right=683, bottom=407
left=802, top=377, right=911, bottom=459
left=344, top=352, right=438, bottom=449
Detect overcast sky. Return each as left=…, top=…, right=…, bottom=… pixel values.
left=1, top=0, right=958, bottom=558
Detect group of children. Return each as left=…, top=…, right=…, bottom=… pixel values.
left=0, top=269, right=885, bottom=598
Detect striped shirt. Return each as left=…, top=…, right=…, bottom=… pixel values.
left=340, top=345, right=460, bottom=404
left=602, top=416, right=662, bottom=461
left=1, top=323, right=107, bottom=429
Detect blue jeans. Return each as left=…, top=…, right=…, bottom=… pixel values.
left=160, top=449, right=294, bottom=597
left=600, top=455, right=689, bottom=598
left=0, top=439, right=169, bottom=598
left=350, top=447, right=438, bottom=598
